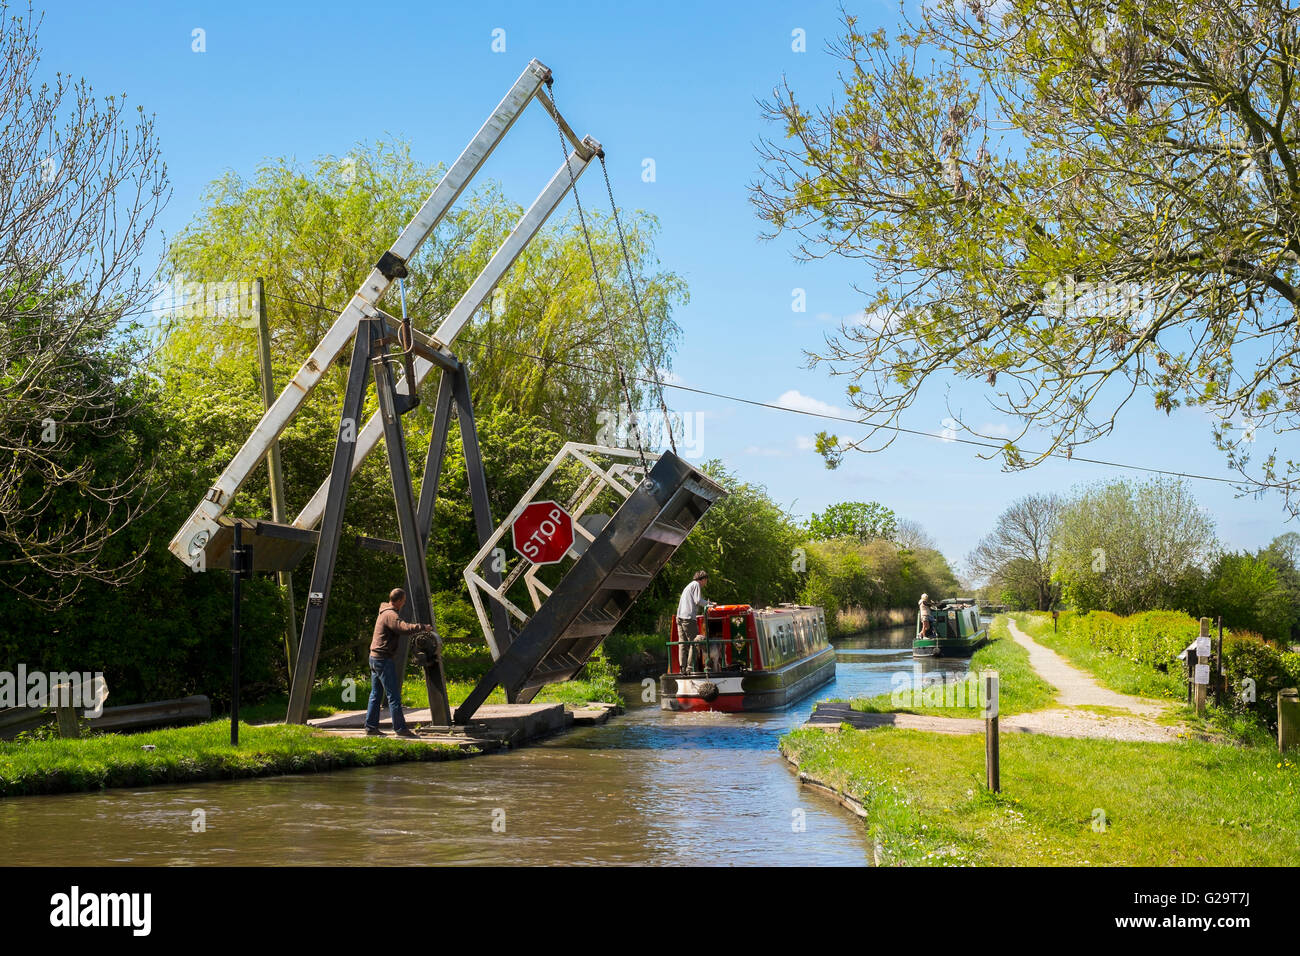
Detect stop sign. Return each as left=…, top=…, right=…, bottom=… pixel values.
left=511, top=500, right=574, bottom=565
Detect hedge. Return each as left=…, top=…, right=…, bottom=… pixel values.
left=1062, top=609, right=1300, bottom=728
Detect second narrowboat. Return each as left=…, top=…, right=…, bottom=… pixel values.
left=913, top=597, right=988, bottom=658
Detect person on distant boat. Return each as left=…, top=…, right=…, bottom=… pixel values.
left=919, top=593, right=935, bottom=638
left=676, top=571, right=714, bottom=674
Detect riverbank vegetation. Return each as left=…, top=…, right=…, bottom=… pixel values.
left=0, top=721, right=466, bottom=798
left=785, top=610, right=1300, bottom=864
left=781, top=727, right=1300, bottom=866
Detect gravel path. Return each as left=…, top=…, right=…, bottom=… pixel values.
left=1003, top=618, right=1166, bottom=716
left=807, top=617, right=1192, bottom=743
left=1001, top=618, right=1186, bottom=742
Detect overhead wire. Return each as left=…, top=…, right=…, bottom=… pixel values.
left=257, top=288, right=1284, bottom=491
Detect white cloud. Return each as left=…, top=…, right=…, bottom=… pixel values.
left=775, top=390, right=842, bottom=419
left=743, top=445, right=792, bottom=457
left=977, top=422, right=1013, bottom=437
left=795, top=434, right=816, bottom=450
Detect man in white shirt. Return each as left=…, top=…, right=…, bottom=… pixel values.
left=676, top=571, right=713, bottom=674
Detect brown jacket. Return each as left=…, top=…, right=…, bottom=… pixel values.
left=370, top=602, right=424, bottom=659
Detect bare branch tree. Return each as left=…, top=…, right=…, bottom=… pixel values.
left=967, top=493, right=1062, bottom=610
left=0, top=3, right=170, bottom=606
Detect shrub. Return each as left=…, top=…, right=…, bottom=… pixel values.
left=1222, top=630, right=1296, bottom=728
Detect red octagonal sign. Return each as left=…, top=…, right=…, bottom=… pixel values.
left=511, top=500, right=574, bottom=565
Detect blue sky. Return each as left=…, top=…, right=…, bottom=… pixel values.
left=35, top=0, right=1295, bottom=574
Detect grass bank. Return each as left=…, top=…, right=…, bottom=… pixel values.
left=781, top=726, right=1300, bottom=865
left=0, top=720, right=466, bottom=798
left=840, top=616, right=1056, bottom=718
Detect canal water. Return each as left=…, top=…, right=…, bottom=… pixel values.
left=0, top=625, right=973, bottom=866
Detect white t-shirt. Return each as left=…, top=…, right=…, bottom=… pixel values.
left=677, top=580, right=705, bottom=619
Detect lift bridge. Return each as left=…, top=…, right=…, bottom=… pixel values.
left=167, top=59, right=723, bottom=726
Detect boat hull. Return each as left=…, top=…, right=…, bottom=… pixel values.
left=660, top=646, right=836, bottom=712
left=912, top=631, right=988, bottom=659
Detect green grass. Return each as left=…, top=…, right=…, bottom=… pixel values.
left=0, top=720, right=466, bottom=798
left=1011, top=612, right=1185, bottom=701
left=781, top=726, right=1300, bottom=865
left=844, top=616, right=1056, bottom=718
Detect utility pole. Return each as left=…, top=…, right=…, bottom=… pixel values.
left=230, top=523, right=252, bottom=745
left=255, top=278, right=298, bottom=676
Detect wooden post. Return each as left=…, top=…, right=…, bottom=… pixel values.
left=52, top=683, right=80, bottom=739
left=983, top=670, right=1000, bottom=793
left=1279, top=689, right=1300, bottom=753
left=1215, top=616, right=1224, bottom=706
left=254, top=278, right=298, bottom=676
left=1194, top=617, right=1211, bottom=716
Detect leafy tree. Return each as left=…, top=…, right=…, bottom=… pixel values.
left=799, top=536, right=960, bottom=626
left=806, top=500, right=897, bottom=541
left=1194, top=552, right=1296, bottom=642
left=753, top=1, right=1300, bottom=515
left=967, top=493, right=1062, bottom=610
left=1259, top=532, right=1300, bottom=641
left=1053, top=477, right=1216, bottom=613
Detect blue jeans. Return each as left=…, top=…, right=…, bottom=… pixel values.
left=365, top=655, right=407, bottom=732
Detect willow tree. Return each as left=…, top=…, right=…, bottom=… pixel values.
left=160, top=140, right=684, bottom=439
left=753, top=0, right=1300, bottom=515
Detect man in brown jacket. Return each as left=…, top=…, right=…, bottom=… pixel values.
left=365, top=587, right=432, bottom=737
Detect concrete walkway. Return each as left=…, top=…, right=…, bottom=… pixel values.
left=807, top=616, right=1191, bottom=744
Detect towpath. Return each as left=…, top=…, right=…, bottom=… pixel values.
left=807, top=617, right=1193, bottom=743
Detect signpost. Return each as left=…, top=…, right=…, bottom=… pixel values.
left=1194, top=617, right=1212, bottom=715
left=511, top=501, right=574, bottom=565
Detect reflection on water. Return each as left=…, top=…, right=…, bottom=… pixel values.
left=0, top=624, right=978, bottom=866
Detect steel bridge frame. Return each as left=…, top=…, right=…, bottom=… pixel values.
left=165, top=58, right=602, bottom=725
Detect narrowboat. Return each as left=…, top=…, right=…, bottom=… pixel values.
left=660, top=603, right=836, bottom=712
left=913, top=598, right=987, bottom=658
